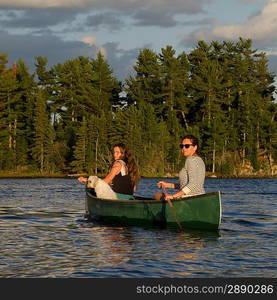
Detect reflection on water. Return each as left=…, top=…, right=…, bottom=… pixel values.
left=0, top=178, right=276, bottom=277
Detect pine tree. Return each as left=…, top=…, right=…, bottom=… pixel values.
left=71, top=118, right=89, bottom=173
left=32, top=89, right=54, bottom=173
left=125, top=48, right=161, bottom=107
left=14, top=59, right=37, bottom=169
left=0, top=55, right=19, bottom=170
left=1, top=39, right=276, bottom=176
left=90, top=52, right=121, bottom=113
left=158, top=46, right=189, bottom=123
left=188, top=42, right=225, bottom=172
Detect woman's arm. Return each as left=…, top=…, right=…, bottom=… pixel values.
left=157, top=181, right=179, bottom=189
left=78, top=176, right=88, bottom=183
left=165, top=189, right=185, bottom=200
left=103, top=161, right=122, bottom=184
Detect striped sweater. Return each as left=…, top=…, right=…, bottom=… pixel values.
left=179, top=156, right=205, bottom=196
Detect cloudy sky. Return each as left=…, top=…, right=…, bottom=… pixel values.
left=1, top=0, right=277, bottom=82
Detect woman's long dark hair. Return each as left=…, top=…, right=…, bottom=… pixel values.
left=112, top=143, right=140, bottom=185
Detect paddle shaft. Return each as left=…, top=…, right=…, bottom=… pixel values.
left=162, top=187, right=183, bottom=231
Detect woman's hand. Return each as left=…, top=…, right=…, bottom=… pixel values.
left=157, top=181, right=167, bottom=189
left=78, top=176, right=88, bottom=183
left=165, top=194, right=174, bottom=201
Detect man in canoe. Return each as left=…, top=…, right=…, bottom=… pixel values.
left=78, top=143, right=140, bottom=200
left=156, top=135, right=206, bottom=201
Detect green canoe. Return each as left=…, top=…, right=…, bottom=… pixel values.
left=85, top=189, right=222, bottom=231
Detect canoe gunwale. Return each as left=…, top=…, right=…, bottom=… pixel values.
left=86, top=188, right=220, bottom=204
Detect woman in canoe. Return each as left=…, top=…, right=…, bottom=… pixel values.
left=156, top=135, right=205, bottom=201
left=78, top=143, right=140, bottom=199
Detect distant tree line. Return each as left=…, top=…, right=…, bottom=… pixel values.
left=0, top=38, right=276, bottom=177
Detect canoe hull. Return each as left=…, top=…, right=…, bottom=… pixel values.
left=86, top=189, right=222, bottom=231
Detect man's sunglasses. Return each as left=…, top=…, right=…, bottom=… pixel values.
left=179, top=144, right=195, bottom=149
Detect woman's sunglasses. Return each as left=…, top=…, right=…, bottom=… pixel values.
left=179, top=144, right=195, bottom=149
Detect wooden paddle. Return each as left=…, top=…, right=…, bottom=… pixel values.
left=162, top=187, right=183, bottom=231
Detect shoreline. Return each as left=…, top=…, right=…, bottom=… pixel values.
left=0, top=172, right=276, bottom=179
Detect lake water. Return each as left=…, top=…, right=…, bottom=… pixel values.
left=0, top=177, right=276, bottom=278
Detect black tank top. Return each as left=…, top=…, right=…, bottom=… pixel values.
left=111, top=160, right=134, bottom=195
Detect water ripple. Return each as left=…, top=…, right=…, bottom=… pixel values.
left=0, top=177, right=276, bottom=277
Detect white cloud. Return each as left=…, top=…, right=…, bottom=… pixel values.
left=79, top=37, right=109, bottom=60
left=0, top=29, right=142, bottom=81
left=98, top=46, right=107, bottom=58
left=0, top=0, right=212, bottom=13
left=0, top=29, right=98, bottom=69
left=80, top=36, right=96, bottom=46
left=212, top=2, right=277, bottom=40
left=0, top=1, right=87, bottom=8
left=265, top=50, right=277, bottom=55
left=0, top=0, right=214, bottom=30
left=182, top=2, right=277, bottom=48
left=239, top=0, right=275, bottom=3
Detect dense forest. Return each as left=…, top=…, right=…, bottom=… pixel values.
left=0, top=38, right=277, bottom=177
